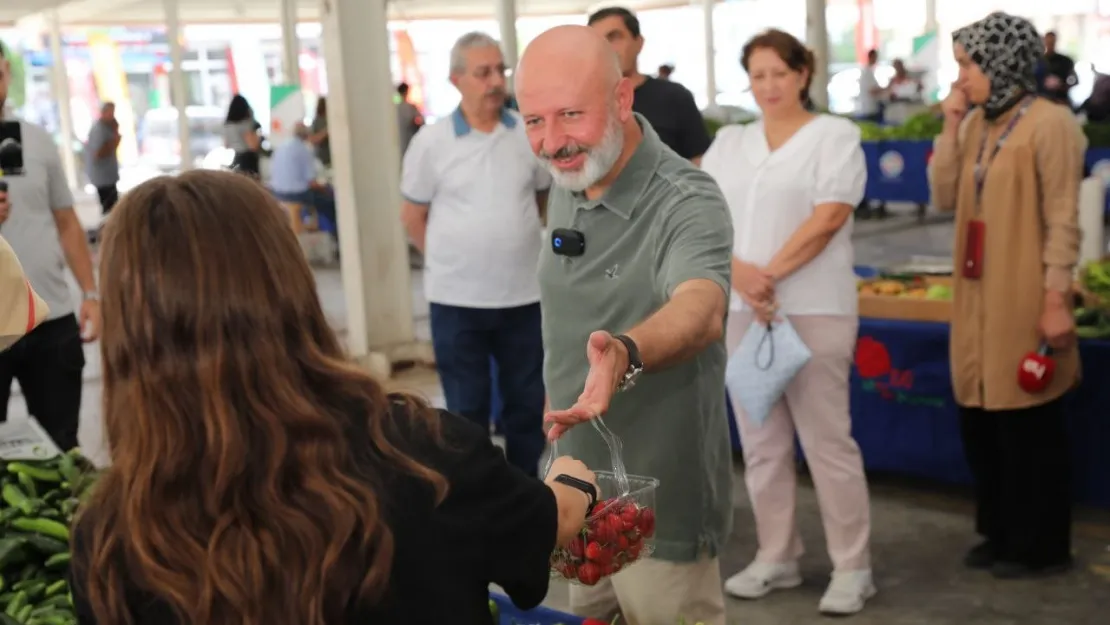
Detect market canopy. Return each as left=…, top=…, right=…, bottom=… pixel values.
left=4, top=0, right=692, bottom=26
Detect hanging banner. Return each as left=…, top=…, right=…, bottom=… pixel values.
left=269, top=84, right=305, bottom=149
left=87, top=32, right=139, bottom=163
left=855, top=0, right=879, bottom=64
left=911, top=30, right=941, bottom=103
left=393, top=29, right=426, bottom=113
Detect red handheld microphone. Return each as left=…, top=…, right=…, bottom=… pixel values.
left=1017, top=342, right=1055, bottom=393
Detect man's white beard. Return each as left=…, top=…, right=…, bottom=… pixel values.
left=542, top=114, right=625, bottom=192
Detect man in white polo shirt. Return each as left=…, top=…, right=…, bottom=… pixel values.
left=400, top=32, right=550, bottom=477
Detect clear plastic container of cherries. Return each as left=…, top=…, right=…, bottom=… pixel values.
left=544, top=417, right=659, bottom=586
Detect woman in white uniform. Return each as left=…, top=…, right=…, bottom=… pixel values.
left=700, top=29, right=875, bottom=616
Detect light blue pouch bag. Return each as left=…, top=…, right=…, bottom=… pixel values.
left=725, top=318, right=812, bottom=427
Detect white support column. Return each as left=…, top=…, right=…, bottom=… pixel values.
left=703, top=0, right=716, bottom=107
left=320, top=0, right=423, bottom=378
left=805, top=0, right=830, bottom=110
left=925, top=0, right=938, bottom=32
left=280, top=0, right=300, bottom=85
left=497, top=0, right=518, bottom=90
left=48, top=11, right=78, bottom=192
left=164, top=0, right=191, bottom=171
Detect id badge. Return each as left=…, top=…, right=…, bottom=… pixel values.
left=962, top=219, right=986, bottom=280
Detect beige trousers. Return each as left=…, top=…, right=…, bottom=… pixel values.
left=727, top=312, right=872, bottom=571
left=568, top=555, right=726, bottom=625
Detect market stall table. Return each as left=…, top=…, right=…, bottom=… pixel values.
left=727, top=319, right=1110, bottom=509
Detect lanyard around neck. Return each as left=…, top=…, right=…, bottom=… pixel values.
left=973, top=96, right=1035, bottom=213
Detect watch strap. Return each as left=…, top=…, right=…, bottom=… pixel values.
left=613, top=334, right=642, bottom=370
left=553, top=474, right=597, bottom=517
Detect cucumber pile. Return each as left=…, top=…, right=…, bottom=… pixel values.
left=0, top=450, right=97, bottom=625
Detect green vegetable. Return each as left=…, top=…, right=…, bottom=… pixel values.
left=42, top=554, right=68, bottom=570
left=5, top=466, right=60, bottom=485
left=0, top=540, right=26, bottom=570
left=1, top=487, right=33, bottom=517
left=14, top=477, right=33, bottom=502
left=41, top=583, right=64, bottom=601
left=5, top=590, right=27, bottom=617
left=9, top=520, right=68, bottom=543
left=0, top=614, right=18, bottom=625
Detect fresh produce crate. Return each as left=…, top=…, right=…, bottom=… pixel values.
left=0, top=449, right=98, bottom=625
left=550, top=472, right=658, bottom=586
left=857, top=276, right=953, bottom=323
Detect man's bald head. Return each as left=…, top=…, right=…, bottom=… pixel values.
left=516, top=25, right=621, bottom=95
left=516, top=25, right=637, bottom=193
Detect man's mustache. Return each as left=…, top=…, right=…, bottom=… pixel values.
left=539, top=143, right=588, bottom=161
left=485, top=88, right=506, bottom=97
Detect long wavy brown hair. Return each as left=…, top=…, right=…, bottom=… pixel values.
left=79, top=170, right=447, bottom=625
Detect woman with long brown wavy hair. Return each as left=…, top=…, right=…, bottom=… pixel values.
left=70, top=170, right=597, bottom=625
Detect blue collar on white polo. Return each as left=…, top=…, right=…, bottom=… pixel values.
left=451, top=106, right=517, bottom=137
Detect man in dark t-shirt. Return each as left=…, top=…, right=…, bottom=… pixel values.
left=1037, top=31, right=1076, bottom=106
left=588, top=7, right=711, bottom=163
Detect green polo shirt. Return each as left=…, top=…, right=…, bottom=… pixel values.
left=538, top=115, right=734, bottom=562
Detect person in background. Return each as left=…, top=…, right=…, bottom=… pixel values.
left=396, top=83, right=424, bottom=156
left=223, top=94, right=262, bottom=178
left=657, top=63, right=674, bottom=80
left=269, top=122, right=338, bottom=238
left=518, top=25, right=733, bottom=625
left=588, top=6, right=711, bottom=163
left=931, top=12, right=1081, bottom=580
left=308, top=96, right=330, bottom=168
left=86, top=102, right=121, bottom=217
left=1078, top=67, right=1110, bottom=123
left=400, top=32, right=550, bottom=478
left=1038, top=31, right=1076, bottom=106
left=885, top=59, right=923, bottom=102
left=856, top=49, right=883, bottom=122
left=0, top=39, right=100, bottom=451
left=69, top=170, right=599, bottom=625
left=700, top=28, right=875, bottom=616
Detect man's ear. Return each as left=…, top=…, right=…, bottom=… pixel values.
left=615, top=77, right=635, bottom=121
left=633, top=35, right=644, bottom=57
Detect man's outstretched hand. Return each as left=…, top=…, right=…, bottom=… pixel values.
left=544, top=331, right=629, bottom=441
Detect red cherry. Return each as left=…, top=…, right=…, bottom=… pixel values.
left=577, top=562, right=602, bottom=586
left=638, top=508, right=655, bottom=538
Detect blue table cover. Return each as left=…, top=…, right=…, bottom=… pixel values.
left=1084, top=147, right=1110, bottom=216
left=861, top=140, right=932, bottom=205
left=490, top=593, right=583, bottom=625
left=726, top=318, right=1110, bottom=509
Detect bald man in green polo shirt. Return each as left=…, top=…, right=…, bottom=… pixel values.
left=517, top=25, right=734, bottom=625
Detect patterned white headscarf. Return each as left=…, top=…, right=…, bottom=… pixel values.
left=953, top=12, right=1043, bottom=119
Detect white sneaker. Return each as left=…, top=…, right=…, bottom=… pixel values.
left=818, top=569, right=876, bottom=615
left=724, top=561, right=803, bottom=600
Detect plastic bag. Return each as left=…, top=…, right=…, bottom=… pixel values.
left=726, top=318, right=812, bottom=427
left=542, top=416, right=659, bottom=586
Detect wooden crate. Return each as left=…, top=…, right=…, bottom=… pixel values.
left=858, top=276, right=953, bottom=323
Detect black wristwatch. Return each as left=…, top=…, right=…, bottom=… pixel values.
left=613, top=334, right=644, bottom=392
left=553, top=474, right=597, bottom=517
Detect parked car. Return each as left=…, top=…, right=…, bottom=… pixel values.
left=139, top=106, right=225, bottom=172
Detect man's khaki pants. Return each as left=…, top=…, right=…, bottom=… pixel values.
left=568, top=555, right=726, bottom=625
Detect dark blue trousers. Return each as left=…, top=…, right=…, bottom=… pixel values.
left=429, top=302, right=545, bottom=477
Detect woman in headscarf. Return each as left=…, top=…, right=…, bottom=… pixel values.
left=930, top=12, right=1083, bottom=579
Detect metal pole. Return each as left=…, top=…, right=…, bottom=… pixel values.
left=48, top=11, right=78, bottom=191
left=280, top=0, right=300, bottom=85
left=806, top=0, right=830, bottom=110
left=703, top=0, right=717, bottom=107
left=496, top=0, right=518, bottom=91
left=164, top=0, right=192, bottom=171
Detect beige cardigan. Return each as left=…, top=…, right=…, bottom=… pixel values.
left=930, top=99, right=1084, bottom=410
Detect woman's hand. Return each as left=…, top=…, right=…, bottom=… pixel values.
left=732, top=259, right=774, bottom=303
left=1040, top=292, right=1076, bottom=350
left=941, top=84, right=968, bottom=131
left=545, top=456, right=598, bottom=547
